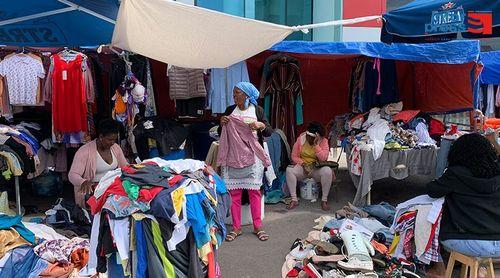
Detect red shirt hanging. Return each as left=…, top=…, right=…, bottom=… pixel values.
left=52, top=54, right=88, bottom=133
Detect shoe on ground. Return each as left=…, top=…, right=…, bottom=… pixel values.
left=337, top=257, right=374, bottom=272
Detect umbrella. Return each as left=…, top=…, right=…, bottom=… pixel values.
left=0, top=0, right=119, bottom=47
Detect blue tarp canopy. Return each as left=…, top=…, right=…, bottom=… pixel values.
left=0, top=0, right=119, bottom=47
left=480, top=51, right=500, bottom=85
left=381, top=0, right=500, bottom=43
left=270, top=40, right=480, bottom=64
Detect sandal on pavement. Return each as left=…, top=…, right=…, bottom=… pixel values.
left=225, top=231, right=242, bottom=242
left=287, top=200, right=299, bottom=210
left=254, top=230, right=269, bottom=241
left=321, top=201, right=330, bottom=211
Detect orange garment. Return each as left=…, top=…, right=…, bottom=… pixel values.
left=39, top=263, right=75, bottom=278
left=70, top=248, right=89, bottom=270
left=485, top=118, right=500, bottom=129
left=113, top=90, right=127, bottom=114
left=371, top=239, right=388, bottom=254
left=393, top=110, right=420, bottom=124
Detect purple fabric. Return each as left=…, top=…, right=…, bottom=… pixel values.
left=217, top=116, right=270, bottom=168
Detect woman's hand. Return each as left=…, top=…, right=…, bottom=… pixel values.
left=313, top=134, right=322, bottom=146
left=249, top=121, right=265, bottom=131
left=220, top=116, right=230, bottom=126
left=80, top=180, right=94, bottom=195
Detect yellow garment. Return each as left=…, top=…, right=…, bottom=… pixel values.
left=172, top=187, right=185, bottom=217
left=147, top=139, right=157, bottom=148
left=389, top=234, right=400, bottom=255
left=198, top=242, right=212, bottom=265
left=0, top=152, right=22, bottom=176
left=300, top=141, right=318, bottom=165
left=0, top=228, right=30, bottom=258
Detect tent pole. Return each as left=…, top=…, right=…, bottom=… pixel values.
left=57, top=0, right=117, bottom=24
left=0, top=7, right=76, bottom=26
left=15, top=176, right=21, bottom=215
left=292, top=15, right=381, bottom=33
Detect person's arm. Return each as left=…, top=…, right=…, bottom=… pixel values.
left=69, top=148, right=93, bottom=208
left=291, top=140, right=304, bottom=165
left=426, top=172, right=453, bottom=198
left=68, top=149, right=87, bottom=188
left=315, top=138, right=330, bottom=162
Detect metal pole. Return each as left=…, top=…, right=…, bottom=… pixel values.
left=15, top=176, right=21, bottom=215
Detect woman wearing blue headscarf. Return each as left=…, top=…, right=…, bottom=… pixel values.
left=217, top=82, right=273, bottom=242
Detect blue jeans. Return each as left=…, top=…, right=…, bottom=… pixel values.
left=360, top=202, right=396, bottom=226
left=442, top=239, right=500, bottom=258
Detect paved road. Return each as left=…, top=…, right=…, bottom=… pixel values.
left=218, top=169, right=433, bottom=278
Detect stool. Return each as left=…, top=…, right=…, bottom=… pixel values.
left=445, top=251, right=495, bottom=278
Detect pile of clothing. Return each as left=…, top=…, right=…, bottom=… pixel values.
left=339, top=102, right=445, bottom=176
left=282, top=196, right=443, bottom=278
left=389, top=196, right=444, bottom=266
left=81, top=158, right=230, bottom=278
left=0, top=122, right=45, bottom=179
left=0, top=214, right=90, bottom=277
left=44, top=198, right=92, bottom=238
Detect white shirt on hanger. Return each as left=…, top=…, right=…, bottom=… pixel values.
left=0, top=54, right=45, bottom=105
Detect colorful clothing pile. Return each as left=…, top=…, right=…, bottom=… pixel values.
left=0, top=215, right=90, bottom=277
left=341, top=102, right=441, bottom=177
left=281, top=203, right=424, bottom=278
left=0, top=122, right=47, bottom=178
left=81, top=158, right=230, bottom=278
left=389, top=195, right=443, bottom=265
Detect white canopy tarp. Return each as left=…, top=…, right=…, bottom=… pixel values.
left=112, top=0, right=380, bottom=69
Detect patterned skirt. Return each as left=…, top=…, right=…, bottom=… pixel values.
left=221, top=155, right=264, bottom=191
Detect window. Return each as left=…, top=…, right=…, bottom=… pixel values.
left=255, top=0, right=313, bottom=41
left=197, top=0, right=314, bottom=41
left=196, top=0, right=245, bottom=17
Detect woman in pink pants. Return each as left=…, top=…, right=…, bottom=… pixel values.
left=217, top=82, right=273, bottom=242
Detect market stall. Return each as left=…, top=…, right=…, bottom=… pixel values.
left=0, top=1, right=389, bottom=277
left=245, top=40, right=480, bottom=205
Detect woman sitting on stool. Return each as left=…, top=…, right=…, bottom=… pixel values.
left=427, top=133, right=500, bottom=258
left=286, top=122, right=333, bottom=211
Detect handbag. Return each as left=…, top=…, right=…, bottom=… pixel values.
left=313, top=161, right=339, bottom=169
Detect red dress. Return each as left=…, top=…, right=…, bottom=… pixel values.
left=52, top=54, right=88, bottom=133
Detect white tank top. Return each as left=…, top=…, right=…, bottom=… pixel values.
left=93, top=150, right=117, bottom=183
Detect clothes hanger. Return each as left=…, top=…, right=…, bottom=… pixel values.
left=15, top=46, right=30, bottom=55
left=57, top=47, right=85, bottom=61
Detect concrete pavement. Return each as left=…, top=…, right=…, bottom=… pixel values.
left=218, top=169, right=433, bottom=278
